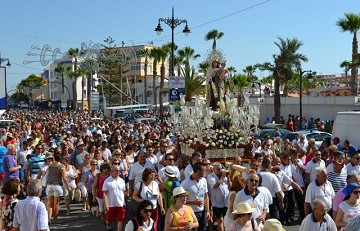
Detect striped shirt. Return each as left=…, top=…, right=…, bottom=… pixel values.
left=327, top=171, right=347, bottom=194
left=28, top=154, right=45, bottom=179
left=13, top=196, right=49, bottom=231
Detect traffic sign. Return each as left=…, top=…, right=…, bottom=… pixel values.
left=169, top=88, right=185, bottom=102
left=169, top=76, right=185, bottom=89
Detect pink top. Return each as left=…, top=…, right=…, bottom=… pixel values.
left=333, top=187, right=346, bottom=212
left=96, top=173, right=109, bottom=199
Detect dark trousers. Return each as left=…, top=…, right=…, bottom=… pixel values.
left=294, top=187, right=305, bottom=220
left=269, top=197, right=281, bottom=219
left=279, top=189, right=295, bottom=222
left=194, top=210, right=206, bottom=231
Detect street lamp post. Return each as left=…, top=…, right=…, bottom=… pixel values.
left=299, top=69, right=312, bottom=130
left=155, top=7, right=190, bottom=77
left=0, top=54, right=11, bottom=109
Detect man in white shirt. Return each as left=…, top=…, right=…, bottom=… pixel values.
left=300, top=198, right=336, bottom=231
left=158, top=152, right=180, bottom=182
left=155, top=140, right=169, bottom=170
left=103, top=165, right=127, bottom=231
left=128, top=151, right=155, bottom=193
left=100, top=141, right=112, bottom=162
left=305, top=151, right=326, bottom=184
left=181, top=162, right=210, bottom=231
left=346, top=152, right=360, bottom=175
left=13, top=179, right=49, bottom=231
left=207, top=162, right=230, bottom=231
left=184, top=152, right=202, bottom=179
left=304, top=167, right=335, bottom=216
left=257, top=158, right=284, bottom=220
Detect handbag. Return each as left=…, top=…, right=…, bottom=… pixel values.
left=74, top=188, right=82, bottom=203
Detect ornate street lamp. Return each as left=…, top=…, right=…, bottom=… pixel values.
left=299, top=69, right=313, bottom=129
left=0, top=54, right=11, bottom=109
left=155, top=7, right=190, bottom=77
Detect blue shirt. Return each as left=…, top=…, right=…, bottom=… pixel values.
left=28, top=153, right=45, bottom=178
left=0, top=145, right=7, bottom=173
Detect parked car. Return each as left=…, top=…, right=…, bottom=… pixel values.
left=253, top=128, right=291, bottom=142
left=282, top=130, right=332, bottom=148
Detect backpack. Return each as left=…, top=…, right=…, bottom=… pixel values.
left=170, top=180, right=181, bottom=196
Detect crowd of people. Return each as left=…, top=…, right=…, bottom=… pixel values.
left=0, top=109, right=359, bottom=231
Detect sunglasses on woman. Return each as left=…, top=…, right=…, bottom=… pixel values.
left=143, top=208, right=153, bottom=213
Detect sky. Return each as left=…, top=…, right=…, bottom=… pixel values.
left=1, top=0, right=359, bottom=92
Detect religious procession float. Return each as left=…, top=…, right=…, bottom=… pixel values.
left=170, top=49, right=261, bottom=163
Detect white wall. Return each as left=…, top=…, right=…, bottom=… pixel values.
left=250, top=96, right=360, bottom=123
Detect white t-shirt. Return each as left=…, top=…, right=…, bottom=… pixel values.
left=305, top=159, right=326, bottom=183
left=257, top=170, right=282, bottom=197
left=290, top=159, right=305, bottom=188
left=346, top=162, right=360, bottom=175
left=102, top=176, right=126, bottom=207
left=184, top=164, right=193, bottom=180
left=124, top=218, right=154, bottom=231
left=101, top=148, right=112, bottom=161
left=181, top=176, right=208, bottom=212
left=135, top=181, right=159, bottom=208
left=338, top=200, right=360, bottom=228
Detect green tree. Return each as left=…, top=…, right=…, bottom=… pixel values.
left=182, top=66, right=205, bottom=101
left=204, top=29, right=224, bottom=50
left=233, top=74, right=250, bottom=107
left=256, top=37, right=308, bottom=122
left=18, top=74, right=42, bottom=87
left=177, top=46, right=200, bottom=69
left=227, top=66, right=237, bottom=77
left=337, top=13, right=360, bottom=95
left=340, top=60, right=352, bottom=87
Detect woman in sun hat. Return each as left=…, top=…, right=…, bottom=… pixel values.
left=228, top=201, right=260, bottom=231
left=263, top=218, right=285, bottom=231
left=164, top=186, right=199, bottom=230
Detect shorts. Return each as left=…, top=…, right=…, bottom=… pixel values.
left=46, top=184, right=64, bottom=197
left=96, top=197, right=105, bottom=212
left=212, top=207, right=228, bottom=220
left=106, top=206, right=126, bottom=223
left=79, top=182, right=88, bottom=197
left=63, top=188, right=74, bottom=200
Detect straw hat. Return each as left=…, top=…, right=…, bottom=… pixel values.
left=44, top=153, right=54, bottom=160
left=172, top=187, right=189, bottom=198
left=263, top=219, right=286, bottom=231
left=231, top=202, right=256, bottom=215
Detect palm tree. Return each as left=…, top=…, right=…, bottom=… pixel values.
left=182, top=66, right=206, bottom=101
left=199, top=61, right=210, bottom=76
left=150, top=47, right=162, bottom=112
left=143, top=48, right=150, bottom=104
left=177, top=46, right=200, bottom=69
left=159, top=45, right=170, bottom=113
left=233, top=74, right=250, bottom=106
left=175, top=55, right=184, bottom=76
left=204, top=29, right=224, bottom=50
left=337, top=13, right=360, bottom=95
left=243, top=65, right=255, bottom=77
left=227, top=66, right=237, bottom=77
left=68, top=47, right=80, bottom=110
left=256, top=37, right=308, bottom=123
left=340, top=60, right=352, bottom=86
left=54, top=64, right=68, bottom=94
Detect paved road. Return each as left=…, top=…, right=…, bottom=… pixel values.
left=50, top=201, right=301, bottom=231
